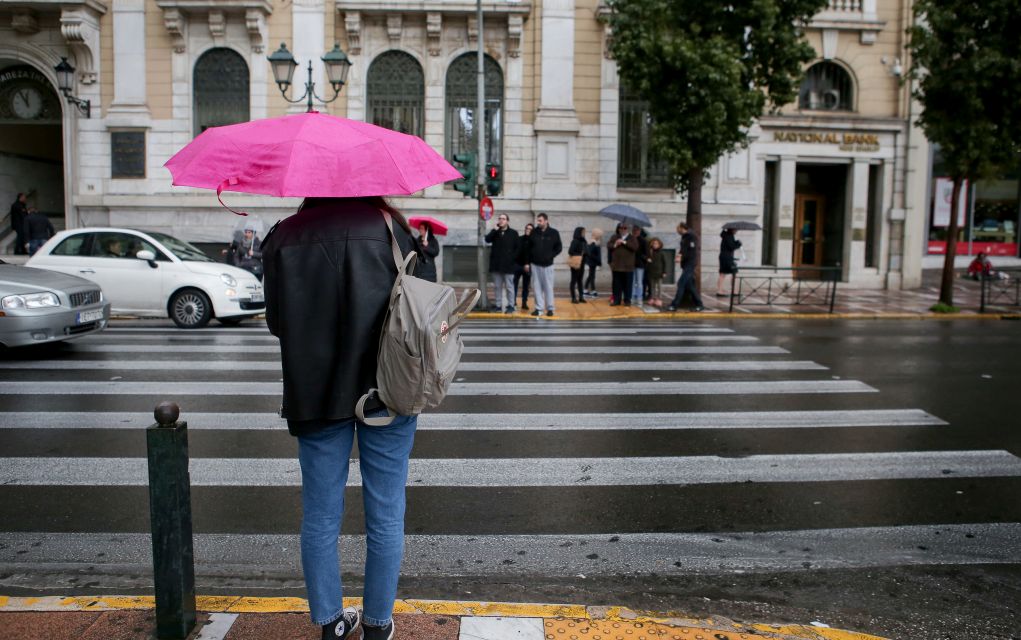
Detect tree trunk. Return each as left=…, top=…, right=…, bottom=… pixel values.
left=686, top=167, right=704, bottom=294
left=938, top=177, right=963, bottom=307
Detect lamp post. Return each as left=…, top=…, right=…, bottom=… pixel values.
left=53, top=57, right=90, bottom=118
left=268, top=43, right=351, bottom=113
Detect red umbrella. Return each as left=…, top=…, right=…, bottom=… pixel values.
left=408, top=216, right=448, bottom=236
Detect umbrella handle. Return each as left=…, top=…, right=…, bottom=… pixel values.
left=217, top=178, right=249, bottom=217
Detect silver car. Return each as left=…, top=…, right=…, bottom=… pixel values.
left=0, top=262, right=111, bottom=348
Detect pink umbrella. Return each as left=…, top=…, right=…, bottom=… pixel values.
left=164, top=112, right=462, bottom=203
left=408, top=216, right=448, bottom=236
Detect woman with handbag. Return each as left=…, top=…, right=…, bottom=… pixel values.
left=568, top=226, right=587, bottom=304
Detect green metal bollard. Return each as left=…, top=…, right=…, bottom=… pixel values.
left=147, top=401, right=197, bottom=639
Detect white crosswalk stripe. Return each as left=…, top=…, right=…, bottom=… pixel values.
left=1, top=319, right=1018, bottom=585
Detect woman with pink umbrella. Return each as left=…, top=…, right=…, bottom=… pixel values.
left=408, top=216, right=446, bottom=283
left=165, top=112, right=462, bottom=640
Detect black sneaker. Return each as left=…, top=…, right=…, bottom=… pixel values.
left=322, top=607, right=361, bottom=640
left=530, top=310, right=540, bottom=316
left=362, top=620, right=395, bottom=640
left=546, top=310, right=554, bottom=317
left=666, top=305, right=677, bottom=312
left=694, top=306, right=704, bottom=312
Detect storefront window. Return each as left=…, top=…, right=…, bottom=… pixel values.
left=927, top=146, right=1020, bottom=257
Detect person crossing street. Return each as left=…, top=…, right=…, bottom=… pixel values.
left=667, top=222, right=704, bottom=312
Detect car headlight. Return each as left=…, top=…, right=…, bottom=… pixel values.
left=220, top=273, right=238, bottom=287
left=1, top=292, right=61, bottom=309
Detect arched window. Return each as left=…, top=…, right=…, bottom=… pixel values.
left=367, top=51, right=424, bottom=137
left=617, top=83, right=670, bottom=188
left=445, top=53, right=503, bottom=165
left=798, top=61, right=854, bottom=111
left=193, top=48, right=249, bottom=136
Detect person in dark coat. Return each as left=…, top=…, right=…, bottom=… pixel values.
left=527, top=213, right=562, bottom=316
left=262, top=196, right=418, bottom=640
left=607, top=223, right=638, bottom=306
left=646, top=237, right=669, bottom=307
left=226, top=226, right=264, bottom=280
left=23, top=207, right=54, bottom=255
left=567, top=226, right=588, bottom=304
left=513, top=222, right=533, bottom=310
left=583, top=228, right=603, bottom=297
left=8, top=193, right=28, bottom=255
left=485, top=213, right=520, bottom=313
left=414, top=222, right=441, bottom=282
left=716, top=227, right=742, bottom=296
left=668, top=222, right=704, bottom=312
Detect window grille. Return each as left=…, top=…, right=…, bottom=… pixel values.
left=798, top=61, right=854, bottom=111
left=445, top=53, right=503, bottom=165
left=367, top=51, right=424, bottom=137
left=617, top=84, right=670, bottom=188
left=193, top=48, right=250, bottom=137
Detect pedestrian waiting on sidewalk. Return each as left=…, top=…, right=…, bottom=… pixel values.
left=263, top=197, right=419, bottom=640
left=717, top=227, right=742, bottom=296
left=527, top=213, right=562, bottom=317
left=514, top=222, right=534, bottom=311
left=568, top=226, right=588, bottom=304
left=667, top=222, right=704, bottom=312
left=414, top=221, right=441, bottom=282
left=584, top=228, right=603, bottom=298
left=608, top=223, right=638, bottom=306
left=646, top=237, right=668, bottom=307
left=485, top=213, right=520, bottom=313
left=632, top=225, right=649, bottom=304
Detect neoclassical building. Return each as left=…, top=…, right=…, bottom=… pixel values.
left=1, top=0, right=946, bottom=288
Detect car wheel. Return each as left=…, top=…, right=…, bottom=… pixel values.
left=169, top=289, right=212, bottom=329
left=217, top=316, right=244, bottom=326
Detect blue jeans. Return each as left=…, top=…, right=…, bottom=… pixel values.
left=670, top=268, right=703, bottom=309
left=632, top=268, right=645, bottom=301
left=297, top=412, right=418, bottom=627
left=28, top=239, right=46, bottom=255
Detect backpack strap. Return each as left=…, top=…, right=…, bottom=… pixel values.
left=355, top=389, right=397, bottom=427
left=381, top=211, right=417, bottom=275
left=441, top=288, right=482, bottom=338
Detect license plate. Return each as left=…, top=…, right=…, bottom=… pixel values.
left=77, top=309, right=104, bottom=324
left=249, top=292, right=264, bottom=303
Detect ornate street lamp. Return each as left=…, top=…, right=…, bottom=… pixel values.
left=53, top=57, right=90, bottom=118
left=268, top=42, right=351, bottom=113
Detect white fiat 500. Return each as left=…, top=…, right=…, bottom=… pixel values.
left=27, top=227, right=264, bottom=328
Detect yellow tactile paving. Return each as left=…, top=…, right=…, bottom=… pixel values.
left=0, top=596, right=889, bottom=639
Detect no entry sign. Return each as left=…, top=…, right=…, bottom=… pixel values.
left=479, top=197, right=494, bottom=221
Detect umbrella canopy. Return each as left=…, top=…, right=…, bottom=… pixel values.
left=164, top=112, right=462, bottom=200
left=408, top=215, right=448, bottom=236
left=723, top=221, right=762, bottom=231
left=599, top=204, right=652, bottom=228
left=233, top=215, right=265, bottom=235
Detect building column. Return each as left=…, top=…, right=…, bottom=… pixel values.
left=776, top=156, right=797, bottom=268
left=846, top=158, right=870, bottom=280
left=533, top=0, right=579, bottom=200
left=290, top=0, right=326, bottom=113
left=109, top=0, right=149, bottom=119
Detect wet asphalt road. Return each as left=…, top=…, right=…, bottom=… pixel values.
left=0, top=317, right=1019, bottom=639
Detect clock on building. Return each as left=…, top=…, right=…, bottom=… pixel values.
left=11, top=86, right=43, bottom=119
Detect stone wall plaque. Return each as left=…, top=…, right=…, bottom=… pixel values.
left=111, top=130, right=146, bottom=178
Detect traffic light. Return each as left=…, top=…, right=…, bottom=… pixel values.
left=452, top=152, right=477, bottom=197
left=485, top=163, right=502, bottom=196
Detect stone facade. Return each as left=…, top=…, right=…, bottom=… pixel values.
left=0, top=0, right=929, bottom=288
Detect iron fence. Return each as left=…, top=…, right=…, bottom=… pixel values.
left=729, top=266, right=841, bottom=313
left=979, top=268, right=1021, bottom=313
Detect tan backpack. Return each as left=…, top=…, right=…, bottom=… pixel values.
left=355, top=212, right=480, bottom=426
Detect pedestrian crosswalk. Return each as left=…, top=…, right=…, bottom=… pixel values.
left=0, top=319, right=1019, bottom=591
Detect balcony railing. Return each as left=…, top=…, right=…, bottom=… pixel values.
left=828, top=0, right=862, bottom=11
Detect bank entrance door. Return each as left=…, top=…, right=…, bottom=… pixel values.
left=794, top=193, right=826, bottom=267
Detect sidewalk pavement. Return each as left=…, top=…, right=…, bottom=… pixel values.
left=468, top=270, right=1019, bottom=320
left=0, top=596, right=888, bottom=640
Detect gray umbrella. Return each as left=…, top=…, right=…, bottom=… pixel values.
left=723, top=220, right=762, bottom=231
left=599, top=204, right=652, bottom=228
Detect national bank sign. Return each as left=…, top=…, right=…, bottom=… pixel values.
left=773, top=130, right=881, bottom=152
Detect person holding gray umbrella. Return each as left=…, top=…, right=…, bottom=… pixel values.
left=717, top=226, right=742, bottom=296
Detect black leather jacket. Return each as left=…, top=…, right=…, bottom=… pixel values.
left=262, top=198, right=415, bottom=435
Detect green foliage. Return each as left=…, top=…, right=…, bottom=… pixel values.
left=908, top=0, right=1021, bottom=182
left=606, top=0, right=827, bottom=193
left=929, top=302, right=960, bottom=314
